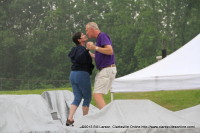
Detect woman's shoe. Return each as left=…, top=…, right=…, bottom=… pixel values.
left=66, top=119, right=74, bottom=126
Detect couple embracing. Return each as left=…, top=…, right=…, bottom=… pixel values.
left=67, top=22, right=117, bottom=126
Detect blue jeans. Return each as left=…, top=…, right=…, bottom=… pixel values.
left=70, top=71, right=91, bottom=107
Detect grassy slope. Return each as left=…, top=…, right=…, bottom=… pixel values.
left=1, top=88, right=200, bottom=111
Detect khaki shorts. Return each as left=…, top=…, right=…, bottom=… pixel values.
left=93, top=67, right=117, bottom=94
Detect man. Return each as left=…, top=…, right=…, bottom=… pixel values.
left=86, top=22, right=117, bottom=109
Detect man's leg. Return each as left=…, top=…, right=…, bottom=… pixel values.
left=93, top=93, right=106, bottom=109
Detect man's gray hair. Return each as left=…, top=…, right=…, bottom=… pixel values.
left=86, top=22, right=99, bottom=30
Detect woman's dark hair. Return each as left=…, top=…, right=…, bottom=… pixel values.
left=72, top=32, right=81, bottom=45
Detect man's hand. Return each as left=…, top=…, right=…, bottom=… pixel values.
left=86, top=42, right=95, bottom=50
left=86, top=41, right=113, bottom=55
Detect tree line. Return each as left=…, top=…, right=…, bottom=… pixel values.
left=0, top=0, right=199, bottom=89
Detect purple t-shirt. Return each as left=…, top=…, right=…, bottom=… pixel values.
left=95, top=32, right=115, bottom=70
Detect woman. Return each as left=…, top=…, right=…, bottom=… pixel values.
left=67, top=32, right=94, bottom=126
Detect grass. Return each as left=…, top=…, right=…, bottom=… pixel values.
left=109, top=89, right=200, bottom=111
left=1, top=88, right=200, bottom=111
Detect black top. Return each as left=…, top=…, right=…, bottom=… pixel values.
left=68, top=45, right=94, bottom=75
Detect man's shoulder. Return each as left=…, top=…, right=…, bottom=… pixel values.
left=98, top=32, right=110, bottom=40
left=100, top=32, right=109, bottom=36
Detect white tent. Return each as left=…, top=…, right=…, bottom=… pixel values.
left=111, top=34, right=200, bottom=93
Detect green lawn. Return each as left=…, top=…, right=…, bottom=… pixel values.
left=110, top=89, right=200, bottom=111
left=1, top=88, right=200, bottom=111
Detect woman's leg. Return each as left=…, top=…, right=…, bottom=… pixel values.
left=79, top=71, right=92, bottom=115
left=68, top=71, right=82, bottom=123
left=68, top=104, right=78, bottom=121
left=82, top=106, right=89, bottom=115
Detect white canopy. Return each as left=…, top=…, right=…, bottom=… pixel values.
left=111, top=34, right=200, bottom=93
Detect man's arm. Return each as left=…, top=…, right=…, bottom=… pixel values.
left=86, top=42, right=113, bottom=55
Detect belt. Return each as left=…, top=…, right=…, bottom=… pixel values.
left=99, top=64, right=116, bottom=71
